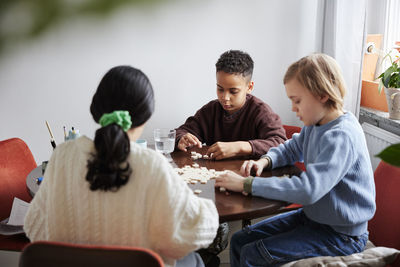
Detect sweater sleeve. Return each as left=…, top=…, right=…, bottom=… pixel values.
left=147, top=160, right=219, bottom=259
left=248, top=103, right=287, bottom=157
left=252, top=130, right=354, bottom=205
left=23, top=149, right=59, bottom=241
left=265, top=128, right=305, bottom=168
left=175, top=102, right=214, bottom=148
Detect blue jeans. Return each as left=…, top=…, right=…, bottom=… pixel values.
left=230, top=209, right=368, bottom=267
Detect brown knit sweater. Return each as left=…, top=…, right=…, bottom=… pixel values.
left=175, top=94, right=287, bottom=157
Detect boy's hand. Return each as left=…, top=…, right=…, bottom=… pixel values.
left=177, top=133, right=202, bottom=152
left=215, top=170, right=245, bottom=193
left=240, top=158, right=269, bottom=177
left=207, top=141, right=252, bottom=160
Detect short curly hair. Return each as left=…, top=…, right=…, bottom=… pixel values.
left=216, top=50, right=254, bottom=79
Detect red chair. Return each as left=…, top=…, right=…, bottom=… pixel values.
left=282, top=125, right=305, bottom=172
left=282, top=124, right=302, bottom=140
left=368, top=161, right=400, bottom=266
left=281, top=125, right=304, bottom=212
left=19, top=241, right=164, bottom=267
left=0, top=138, right=36, bottom=251
left=284, top=161, right=400, bottom=266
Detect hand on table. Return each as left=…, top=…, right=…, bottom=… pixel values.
left=177, top=133, right=202, bottom=152
left=240, top=158, right=269, bottom=176
left=215, top=170, right=246, bottom=193
left=207, top=141, right=251, bottom=160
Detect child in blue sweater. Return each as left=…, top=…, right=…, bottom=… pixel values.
left=215, top=53, right=376, bottom=266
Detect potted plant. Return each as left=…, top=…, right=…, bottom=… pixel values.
left=376, top=143, right=400, bottom=167
left=377, top=49, right=400, bottom=119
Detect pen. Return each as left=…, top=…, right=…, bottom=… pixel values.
left=36, top=177, right=43, bottom=185
left=45, top=120, right=57, bottom=149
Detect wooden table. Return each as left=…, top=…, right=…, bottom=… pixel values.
left=26, top=146, right=302, bottom=225
left=170, top=146, right=302, bottom=225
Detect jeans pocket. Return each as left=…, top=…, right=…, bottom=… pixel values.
left=355, top=232, right=369, bottom=249
left=255, top=240, right=276, bottom=265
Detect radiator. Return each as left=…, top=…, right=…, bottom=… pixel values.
left=362, top=122, right=400, bottom=170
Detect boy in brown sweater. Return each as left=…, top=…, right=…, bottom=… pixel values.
left=175, top=50, right=286, bottom=160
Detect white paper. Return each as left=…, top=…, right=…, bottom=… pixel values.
left=6, top=197, right=30, bottom=226
left=0, top=218, right=24, bottom=235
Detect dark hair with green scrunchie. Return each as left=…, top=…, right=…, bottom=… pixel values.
left=86, top=66, right=154, bottom=191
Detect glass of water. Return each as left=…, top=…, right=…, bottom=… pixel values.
left=154, top=128, right=176, bottom=161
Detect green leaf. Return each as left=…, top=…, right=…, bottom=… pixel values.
left=389, top=73, right=400, bottom=88
left=378, top=80, right=384, bottom=94
left=375, top=143, right=400, bottom=167
left=383, top=66, right=394, bottom=88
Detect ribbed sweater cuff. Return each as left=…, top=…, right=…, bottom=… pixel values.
left=260, top=155, right=272, bottom=170
left=243, top=176, right=254, bottom=194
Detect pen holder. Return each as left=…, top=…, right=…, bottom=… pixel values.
left=41, top=161, right=48, bottom=175
left=65, top=129, right=80, bottom=141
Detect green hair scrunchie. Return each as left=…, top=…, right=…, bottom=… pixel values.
left=99, top=110, right=132, bottom=132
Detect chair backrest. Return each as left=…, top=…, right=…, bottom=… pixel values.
left=0, top=138, right=36, bottom=220
left=282, top=125, right=305, bottom=171
left=283, top=124, right=302, bottom=140
left=19, top=241, right=165, bottom=267
left=368, top=161, right=400, bottom=267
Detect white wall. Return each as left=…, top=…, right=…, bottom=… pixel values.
left=0, top=0, right=319, bottom=163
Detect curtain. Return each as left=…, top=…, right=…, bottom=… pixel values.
left=317, top=0, right=367, bottom=118
left=383, top=0, right=400, bottom=51
left=375, top=0, right=400, bottom=77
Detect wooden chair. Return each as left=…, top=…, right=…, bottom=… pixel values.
left=19, top=241, right=164, bottom=267
left=0, top=138, right=36, bottom=251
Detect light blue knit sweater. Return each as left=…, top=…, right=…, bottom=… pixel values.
left=253, top=112, right=376, bottom=236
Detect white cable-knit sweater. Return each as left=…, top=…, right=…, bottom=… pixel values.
left=24, top=136, right=219, bottom=267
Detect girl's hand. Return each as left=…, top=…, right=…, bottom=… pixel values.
left=215, top=170, right=246, bottom=193
left=177, top=133, right=202, bottom=152
left=240, top=158, right=269, bottom=177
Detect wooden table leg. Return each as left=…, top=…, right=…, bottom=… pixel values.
left=242, top=219, right=251, bottom=229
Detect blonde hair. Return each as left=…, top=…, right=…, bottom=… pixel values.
left=283, top=53, right=346, bottom=111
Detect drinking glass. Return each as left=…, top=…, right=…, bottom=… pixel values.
left=154, top=129, right=176, bottom=161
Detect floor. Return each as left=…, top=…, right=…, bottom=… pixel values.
left=219, top=220, right=238, bottom=266
left=218, top=216, right=272, bottom=267
left=0, top=250, right=19, bottom=267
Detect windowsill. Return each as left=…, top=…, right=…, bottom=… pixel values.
left=359, top=106, right=400, bottom=136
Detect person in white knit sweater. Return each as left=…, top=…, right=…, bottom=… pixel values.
left=24, top=66, right=219, bottom=267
